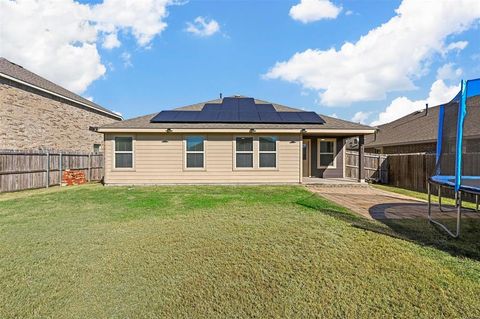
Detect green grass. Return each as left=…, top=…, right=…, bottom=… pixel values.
left=372, top=183, right=478, bottom=210
left=1, top=184, right=479, bottom=318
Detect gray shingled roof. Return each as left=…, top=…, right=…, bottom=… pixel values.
left=366, top=95, right=480, bottom=148
left=0, top=57, right=121, bottom=120
left=101, top=96, right=374, bottom=131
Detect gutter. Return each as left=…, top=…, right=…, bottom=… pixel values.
left=98, top=128, right=376, bottom=134
left=0, top=72, right=123, bottom=120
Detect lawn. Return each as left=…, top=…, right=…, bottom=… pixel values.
left=1, top=184, right=479, bottom=318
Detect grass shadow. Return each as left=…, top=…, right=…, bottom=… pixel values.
left=297, top=193, right=480, bottom=261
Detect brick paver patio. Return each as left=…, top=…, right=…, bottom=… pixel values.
left=308, top=185, right=479, bottom=220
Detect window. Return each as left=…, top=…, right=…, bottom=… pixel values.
left=114, top=137, right=133, bottom=168
left=93, top=144, right=101, bottom=153
left=186, top=136, right=205, bottom=168
left=259, top=136, right=277, bottom=168
left=318, top=139, right=336, bottom=168
left=235, top=137, right=253, bottom=168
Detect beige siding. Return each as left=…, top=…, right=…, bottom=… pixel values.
left=104, top=133, right=302, bottom=184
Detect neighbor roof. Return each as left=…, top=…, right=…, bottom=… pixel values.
left=100, top=96, right=374, bottom=132
left=0, top=57, right=122, bottom=120
left=365, top=95, right=480, bottom=148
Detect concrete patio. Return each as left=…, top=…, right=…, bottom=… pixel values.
left=302, top=177, right=367, bottom=187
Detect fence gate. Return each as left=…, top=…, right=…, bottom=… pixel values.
left=345, top=151, right=388, bottom=183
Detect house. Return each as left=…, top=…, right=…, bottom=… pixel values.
left=98, top=96, right=375, bottom=185
left=0, top=58, right=122, bottom=153
left=365, top=97, right=480, bottom=154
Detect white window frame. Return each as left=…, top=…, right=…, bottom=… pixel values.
left=113, top=135, right=135, bottom=170
left=234, top=136, right=254, bottom=169
left=184, top=135, right=206, bottom=170
left=258, top=136, right=278, bottom=169
left=317, top=138, right=336, bottom=169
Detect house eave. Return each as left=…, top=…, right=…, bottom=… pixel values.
left=98, top=127, right=376, bottom=134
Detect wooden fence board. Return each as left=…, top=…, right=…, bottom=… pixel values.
left=346, top=151, right=479, bottom=201
left=0, top=151, right=104, bottom=193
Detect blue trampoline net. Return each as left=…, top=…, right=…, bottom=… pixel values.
left=433, top=78, right=480, bottom=193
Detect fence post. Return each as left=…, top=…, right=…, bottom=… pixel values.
left=45, top=152, right=50, bottom=188
left=59, top=153, right=63, bottom=186
left=88, top=154, right=91, bottom=182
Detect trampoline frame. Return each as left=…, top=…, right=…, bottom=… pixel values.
left=427, top=79, right=480, bottom=238
left=427, top=178, right=479, bottom=238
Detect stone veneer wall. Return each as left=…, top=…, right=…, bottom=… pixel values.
left=0, top=78, right=120, bottom=153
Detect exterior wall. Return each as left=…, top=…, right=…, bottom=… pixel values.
left=104, top=133, right=302, bottom=184
left=0, top=78, right=120, bottom=152
left=304, top=136, right=345, bottom=178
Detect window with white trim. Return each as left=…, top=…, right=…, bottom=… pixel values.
left=114, top=137, right=133, bottom=168
left=235, top=137, right=253, bottom=168
left=186, top=136, right=205, bottom=168
left=259, top=136, right=277, bottom=168
left=318, top=139, right=336, bottom=168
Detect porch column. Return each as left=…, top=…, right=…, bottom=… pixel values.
left=358, top=135, right=365, bottom=182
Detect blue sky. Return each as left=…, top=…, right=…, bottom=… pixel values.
left=2, top=0, right=479, bottom=124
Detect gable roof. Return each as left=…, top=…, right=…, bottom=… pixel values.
left=365, top=95, right=480, bottom=148
left=99, top=96, right=374, bottom=133
left=0, top=57, right=122, bottom=120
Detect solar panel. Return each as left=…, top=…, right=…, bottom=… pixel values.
left=221, top=98, right=239, bottom=112
left=298, top=112, right=324, bottom=123
left=238, top=98, right=257, bottom=112
left=218, top=112, right=238, bottom=122
left=239, top=112, right=260, bottom=122
left=255, top=104, right=276, bottom=112
left=151, top=111, right=179, bottom=122
left=196, top=111, right=219, bottom=121
left=259, top=112, right=282, bottom=123
left=278, top=112, right=303, bottom=123
left=150, top=97, right=325, bottom=124
left=203, top=104, right=223, bottom=112
left=174, top=111, right=200, bottom=122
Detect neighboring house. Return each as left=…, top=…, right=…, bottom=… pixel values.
left=98, top=96, right=375, bottom=185
left=365, top=98, right=480, bottom=154
left=0, top=58, right=122, bottom=153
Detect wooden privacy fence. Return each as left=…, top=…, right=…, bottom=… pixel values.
left=346, top=151, right=479, bottom=198
left=345, top=151, right=388, bottom=183
left=0, top=151, right=104, bottom=193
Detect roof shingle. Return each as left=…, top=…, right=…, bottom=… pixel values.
left=101, top=96, right=374, bottom=131
left=365, top=96, right=480, bottom=148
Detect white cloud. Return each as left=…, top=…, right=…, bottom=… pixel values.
left=329, top=113, right=338, bottom=118
left=121, top=52, right=132, bottom=68
left=436, top=63, right=462, bottom=81
left=345, top=10, right=353, bottom=16
left=103, top=33, right=121, bottom=49
left=186, top=17, right=220, bottom=37
left=0, top=0, right=177, bottom=94
left=289, top=0, right=342, bottom=23
left=371, top=79, right=459, bottom=126
left=266, top=0, right=480, bottom=106
left=351, top=111, right=371, bottom=124
left=444, top=41, right=469, bottom=54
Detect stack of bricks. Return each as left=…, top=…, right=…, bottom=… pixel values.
left=62, top=170, right=87, bottom=186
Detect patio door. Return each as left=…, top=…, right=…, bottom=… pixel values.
left=302, top=139, right=311, bottom=177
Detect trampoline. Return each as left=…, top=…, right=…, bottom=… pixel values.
left=428, top=78, right=480, bottom=238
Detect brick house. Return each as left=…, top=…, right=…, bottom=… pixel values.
left=0, top=58, right=122, bottom=153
